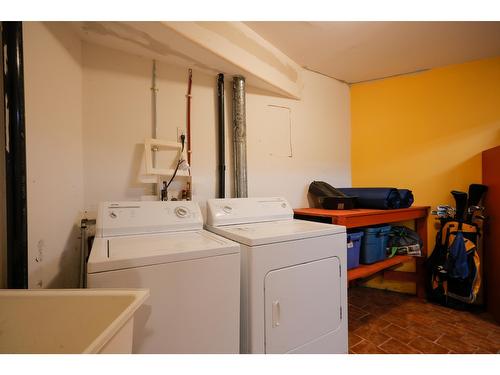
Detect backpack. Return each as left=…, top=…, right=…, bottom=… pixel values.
left=426, top=221, right=481, bottom=308
left=386, top=226, right=423, bottom=257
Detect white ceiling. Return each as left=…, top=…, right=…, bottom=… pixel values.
left=245, top=22, right=500, bottom=84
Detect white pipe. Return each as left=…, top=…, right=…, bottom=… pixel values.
left=151, top=60, right=159, bottom=168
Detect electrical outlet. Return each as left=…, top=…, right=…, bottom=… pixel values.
left=177, top=127, right=186, bottom=143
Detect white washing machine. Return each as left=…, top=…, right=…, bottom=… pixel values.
left=205, top=197, right=348, bottom=354
left=87, top=201, right=240, bottom=354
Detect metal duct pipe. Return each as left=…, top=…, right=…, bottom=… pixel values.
left=232, top=76, right=248, bottom=198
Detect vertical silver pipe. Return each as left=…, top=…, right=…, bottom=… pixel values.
left=151, top=60, right=159, bottom=197
left=232, top=76, right=248, bottom=198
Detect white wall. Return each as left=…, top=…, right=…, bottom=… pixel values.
left=246, top=71, right=351, bottom=205
left=22, top=24, right=351, bottom=288
left=82, top=42, right=351, bottom=215
left=82, top=42, right=229, bottom=213
left=24, top=22, right=84, bottom=288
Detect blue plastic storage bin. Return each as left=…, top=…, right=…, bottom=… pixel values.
left=347, top=231, right=364, bottom=270
left=360, top=225, right=391, bottom=264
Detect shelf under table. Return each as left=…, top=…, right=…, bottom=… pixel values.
left=347, top=255, right=413, bottom=282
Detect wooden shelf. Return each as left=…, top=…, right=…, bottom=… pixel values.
left=347, top=255, right=413, bottom=282
left=294, top=206, right=429, bottom=228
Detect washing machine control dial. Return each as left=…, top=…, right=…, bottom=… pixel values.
left=109, top=211, right=117, bottom=219
left=174, top=206, right=189, bottom=218
left=222, top=205, right=233, bottom=214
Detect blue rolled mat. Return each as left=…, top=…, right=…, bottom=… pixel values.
left=398, top=189, right=414, bottom=208
left=337, top=188, right=401, bottom=209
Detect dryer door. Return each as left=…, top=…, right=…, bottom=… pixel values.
left=264, top=257, right=342, bottom=353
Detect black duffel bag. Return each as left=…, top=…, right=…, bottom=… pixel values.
left=308, top=181, right=357, bottom=210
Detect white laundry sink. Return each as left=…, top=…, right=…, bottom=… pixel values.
left=0, top=288, right=149, bottom=354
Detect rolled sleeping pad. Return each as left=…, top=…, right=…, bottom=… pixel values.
left=337, top=188, right=401, bottom=209
left=398, top=189, right=414, bottom=208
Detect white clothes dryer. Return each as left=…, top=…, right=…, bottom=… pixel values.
left=205, top=197, right=348, bottom=354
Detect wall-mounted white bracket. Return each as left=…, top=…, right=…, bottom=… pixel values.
left=144, top=138, right=189, bottom=177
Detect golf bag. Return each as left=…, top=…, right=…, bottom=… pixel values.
left=426, top=220, right=482, bottom=308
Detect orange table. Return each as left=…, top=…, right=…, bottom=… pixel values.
left=293, top=206, right=430, bottom=297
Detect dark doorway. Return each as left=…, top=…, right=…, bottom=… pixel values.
left=2, top=21, right=28, bottom=288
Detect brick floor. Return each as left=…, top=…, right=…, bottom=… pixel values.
left=348, top=287, right=500, bottom=354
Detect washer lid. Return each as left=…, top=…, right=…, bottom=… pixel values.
left=88, top=230, right=239, bottom=273
left=206, top=219, right=345, bottom=246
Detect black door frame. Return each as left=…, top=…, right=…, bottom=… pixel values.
left=2, top=21, right=28, bottom=288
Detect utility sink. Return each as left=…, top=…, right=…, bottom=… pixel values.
left=0, top=289, right=149, bottom=354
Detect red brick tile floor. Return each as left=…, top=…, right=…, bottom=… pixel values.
left=348, top=287, right=500, bottom=354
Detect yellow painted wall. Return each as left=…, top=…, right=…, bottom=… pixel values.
left=351, top=56, right=500, bottom=293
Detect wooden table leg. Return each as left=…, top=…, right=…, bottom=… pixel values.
left=415, top=216, right=428, bottom=298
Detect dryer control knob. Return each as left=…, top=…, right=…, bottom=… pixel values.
left=223, top=205, right=233, bottom=213
left=175, top=206, right=189, bottom=218
left=109, top=211, right=117, bottom=219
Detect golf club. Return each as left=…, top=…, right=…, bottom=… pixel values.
left=466, top=184, right=488, bottom=222
left=451, top=190, right=468, bottom=222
